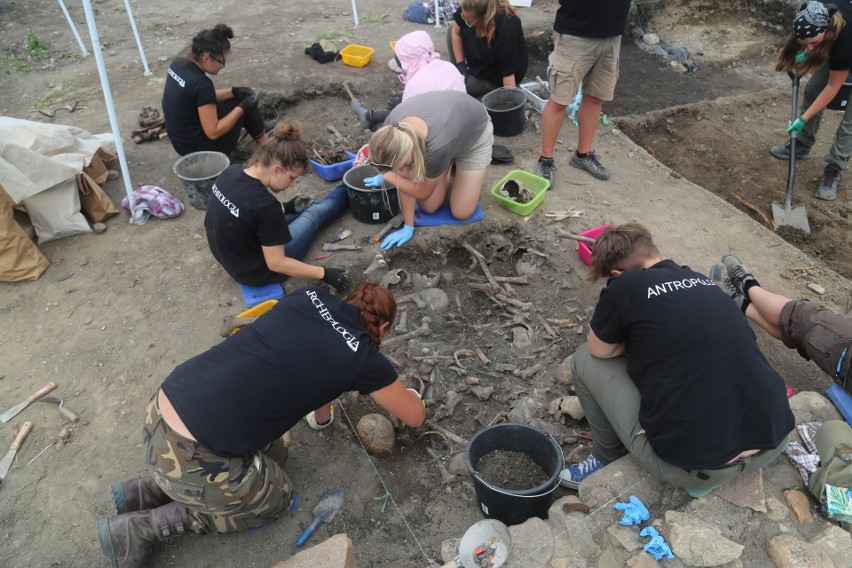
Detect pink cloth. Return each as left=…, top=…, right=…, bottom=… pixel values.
left=122, top=185, right=185, bottom=224
left=395, top=31, right=466, bottom=102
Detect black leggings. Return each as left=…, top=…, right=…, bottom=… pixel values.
left=173, top=99, right=265, bottom=156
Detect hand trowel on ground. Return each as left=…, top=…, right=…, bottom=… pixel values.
left=295, top=487, right=345, bottom=547
left=0, top=421, right=33, bottom=484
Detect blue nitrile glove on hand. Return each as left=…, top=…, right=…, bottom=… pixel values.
left=613, top=495, right=650, bottom=526
left=381, top=224, right=414, bottom=249
left=787, top=117, right=807, bottom=134
left=363, top=174, right=385, bottom=188
left=640, top=527, right=674, bottom=561
left=795, top=50, right=808, bottom=62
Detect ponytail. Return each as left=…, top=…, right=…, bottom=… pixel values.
left=345, top=283, right=397, bottom=348
left=368, top=122, right=427, bottom=182
left=191, top=23, right=233, bottom=60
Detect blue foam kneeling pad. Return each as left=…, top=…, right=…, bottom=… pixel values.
left=827, top=384, right=852, bottom=427
left=414, top=203, right=484, bottom=227
left=240, top=282, right=285, bottom=307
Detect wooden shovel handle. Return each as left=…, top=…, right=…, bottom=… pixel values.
left=27, top=382, right=56, bottom=403
left=11, top=421, right=33, bottom=450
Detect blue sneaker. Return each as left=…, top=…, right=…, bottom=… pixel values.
left=559, top=454, right=606, bottom=489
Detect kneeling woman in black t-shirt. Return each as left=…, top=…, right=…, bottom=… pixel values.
left=204, top=122, right=351, bottom=292
left=96, top=284, right=425, bottom=566
left=162, top=23, right=267, bottom=156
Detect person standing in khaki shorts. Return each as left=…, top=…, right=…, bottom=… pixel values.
left=536, top=1, right=631, bottom=185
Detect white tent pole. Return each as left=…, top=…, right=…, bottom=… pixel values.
left=351, top=0, right=359, bottom=27
left=434, top=0, right=441, bottom=28
left=81, top=0, right=141, bottom=224
left=57, top=0, right=89, bottom=57
left=122, top=0, right=152, bottom=76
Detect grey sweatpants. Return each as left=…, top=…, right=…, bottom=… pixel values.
left=570, top=344, right=787, bottom=489
left=797, top=61, right=852, bottom=169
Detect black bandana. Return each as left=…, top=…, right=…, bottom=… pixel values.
left=794, top=2, right=831, bottom=40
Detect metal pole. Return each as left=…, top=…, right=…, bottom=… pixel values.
left=81, top=0, right=141, bottom=224
left=351, top=0, right=359, bottom=27
left=434, top=0, right=441, bottom=28
left=122, top=0, right=152, bottom=76
left=57, top=0, right=89, bottom=57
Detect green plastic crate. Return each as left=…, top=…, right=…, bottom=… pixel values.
left=490, top=170, right=549, bottom=216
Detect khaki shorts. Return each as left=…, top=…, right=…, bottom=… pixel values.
left=547, top=33, right=621, bottom=106
left=454, top=118, right=494, bottom=171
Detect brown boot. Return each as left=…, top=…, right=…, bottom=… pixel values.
left=110, top=477, right=173, bottom=514
left=96, top=501, right=189, bottom=568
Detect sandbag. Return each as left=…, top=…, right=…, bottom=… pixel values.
left=22, top=178, right=91, bottom=244
left=0, top=185, right=49, bottom=282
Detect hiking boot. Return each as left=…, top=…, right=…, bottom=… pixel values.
left=536, top=157, right=555, bottom=187
left=722, top=253, right=760, bottom=299
left=559, top=454, right=606, bottom=489
left=769, top=140, right=812, bottom=160
left=709, top=261, right=744, bottom=310
left=97, top=501, right=191, bottom=568
left=815, top=163, right=841, bottom=201
left=109, top=477, right=173, bottom=515
left=570, top=151, right=610, bottom=180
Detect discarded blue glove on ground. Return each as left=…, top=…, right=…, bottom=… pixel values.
left=613, top=495, right=649, bottom=526
left=640, top=527, right=674, bottom=561
left=381, top=224, right=414, bottom=249
left=787, top=117, right=807, bottom=134
left=363, top=174, right=385, bottom=188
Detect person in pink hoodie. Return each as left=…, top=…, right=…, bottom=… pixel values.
left=352, top=30, right=465, bottom=131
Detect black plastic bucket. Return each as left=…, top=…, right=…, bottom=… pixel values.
left=343, top=165, right=401, bottom=224
left=465, top=423, right=564, bottom=526
left=172, top=151, right=230, bottom=210
left=481, top=87, right=527, bottom=137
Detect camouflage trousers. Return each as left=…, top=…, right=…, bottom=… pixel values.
left=142, top=392, right=293, bottom=534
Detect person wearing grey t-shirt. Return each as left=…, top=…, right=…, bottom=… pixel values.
left=364, top=91, right=494, bottom=249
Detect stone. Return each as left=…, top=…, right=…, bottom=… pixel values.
left=665, top=510, right=744, bottom=566
left=107, top=169, right=120, bottom=180
left=93, top=222, right=107, bottom=234
left=507, top=517, right=554, bottom=566
left=555, top=354, right=574, bottom=386
left=607, top=522, right=643, bottom=552
left=597, top=546, right=625, bottom=568
left=440, top=537, right=461, bottom=563
left=643, top=33, right=660, bottom=46
left=783, top=490, right=814, bottom=524
left=447, top=452, right=467, bottom=476
left=788, top=391, right=842, bottom=424
left=766, top=496, right=789, bottom=522
left=806, top=283, right=825, bottom=295
left=419, top=287, right=449, bottom=312
left=548, top=397, right=564, bottom=417
left=52, top=272, right=73, bottom=282
left=810, top=524, right=852, bottom=566
left=508, top=397, right=542, bottom=424
left=626, top=551, right=660, bottom=568
left=271, top=533, right=354, bottom=568
left=578, top=456, right=667, bottom=511
left=470, top=384, right=494, bottom=401
left=767, top=533, right=835, bottom=568
left=512, top=326, right=533, bottom=350
left=355, top=414, right=395, bottom=455
left=547, top=496, right=599, bottom=561
left=714, top=469, right=766, bottom=512
left=559, top=396, right=585, bottom=421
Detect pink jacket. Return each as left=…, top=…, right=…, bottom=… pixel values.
left=395, top=31, right=466, bottom=102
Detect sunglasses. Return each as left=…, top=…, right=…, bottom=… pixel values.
left=209, top=54, right=226, bottom=66
left=368, top=154, right=396, bottom=172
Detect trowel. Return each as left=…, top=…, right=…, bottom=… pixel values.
left=295, top=487, right=345, bottom=547
left=440, top=519, right=512, bottom=568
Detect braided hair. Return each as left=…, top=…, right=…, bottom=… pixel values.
left=345, top=283, right=397, bottom=348
left=191, top=24, right=233, bottom=61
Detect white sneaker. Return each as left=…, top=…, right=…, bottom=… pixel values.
left=305, top=406, right=334, bottom=430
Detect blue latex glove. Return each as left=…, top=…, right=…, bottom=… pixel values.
left=640, top=527, right=674, bottom=561
left=795, top=50, right=808, bottom=62
left=787, top=117, right=807, bottom=134
left=380, top=224, right=414, bottom=249
left=613, top=495, right=650, bottom=526
left=363, top=174, right=385, bottom=188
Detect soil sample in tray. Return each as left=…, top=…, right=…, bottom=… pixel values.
left=475, top=449, right=549, bottom=490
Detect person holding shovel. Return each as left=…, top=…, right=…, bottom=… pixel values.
left=162, top=23, right=269, bottom=157
left=559, top=224, right=794, bottom=495
left=204, top=122, right=350, bottom=292
left=96, top=283, right=426, bottom=568
left=447, top=0, right=528, bottom=97
left=364, top=90, right=493, bottom=249
left=771, top=1, right=852, bottom=201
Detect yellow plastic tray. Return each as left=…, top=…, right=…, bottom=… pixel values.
left=340, top=44, right=375, bottom=67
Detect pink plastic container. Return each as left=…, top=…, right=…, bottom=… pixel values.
left=577, top=224, right=613, bottom=266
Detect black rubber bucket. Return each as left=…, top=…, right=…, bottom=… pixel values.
left=343, top=165, right=401, bottom=224
left=172, top=151, right=230, bottom=210
left=465, top=423, right=564, bottom=526
left=481, top=87, right=527, bottom=137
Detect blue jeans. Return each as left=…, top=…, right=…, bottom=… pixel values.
left=282, top=183, right=349, bottom=261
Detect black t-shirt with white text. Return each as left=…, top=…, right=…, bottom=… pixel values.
left=204, top=164, right=291, bottom=286
left=554, top=0, right=631, bottom=38
left=590, top=260, right=794, bottom=469
left=162, top=57, right=218, bottom=155
left=161, top=287, right=398, bottom=456
left=453, top=10, right=528, bottom=86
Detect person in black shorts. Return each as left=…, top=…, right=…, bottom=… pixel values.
left=162, top=23, right=268, bottom=157
left=710, top=253, right=851, bottom=395
left=204, top=122, right=350, bottom=292
left=560, top=224, right=794, bottom=497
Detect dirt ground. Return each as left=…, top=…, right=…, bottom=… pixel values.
left=1, top=1, right=850, bottom=567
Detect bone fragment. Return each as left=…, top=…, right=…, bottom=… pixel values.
left=465, top=376, right=481, bottom=386
left=425, top=419, right=469, bottom=446
left=554, top=226, right=596, bottom=243
left=364, top=253, right=389, bottom=275
left=470, top=385, right=494, bottom=401
left=382, top=317, right=432, bottom=347
left=495, top=294, right=533, bottom=310
left=536, top=314, right=558, bottom=338
left=397, top=293, right=426, bottom=309
left=462, top=241, right=500, bottom=291
left=395, top=308, right=408, bottom=333
left=521, top=363, right=543, bottom=381
left=453, top=349, right=475, bottom=368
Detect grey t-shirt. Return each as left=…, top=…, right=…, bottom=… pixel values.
left=385, top=91, right=489, bottom=178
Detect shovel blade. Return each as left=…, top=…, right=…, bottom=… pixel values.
left=772, top=201, right=811, bottom=234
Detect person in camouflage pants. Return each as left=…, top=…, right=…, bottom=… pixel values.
left=142, top=394, right=294, bottom=534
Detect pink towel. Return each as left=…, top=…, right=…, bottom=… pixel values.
left=122, top=185, right=185, bottom=224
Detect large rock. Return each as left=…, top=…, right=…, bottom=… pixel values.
left=767, top=533, right=836, bottom=568
left=272, top=533, right=354, bottom=568
left=559, top=396, right=585, bottom=420
left=355, top=414, right=395, bottom=455
left=555, top=354, right=574, bottom=386
left=577, top=456, right=667, bottom=510
left=714, top=468, right=766, bottom=512
left=507, top=516, right=554, bottom=566
left=810, top=524, right=852, bottom=566
left=547, top=496, right=599, bottom=564
left=664, top=510, right=744, bottom=566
